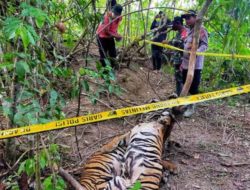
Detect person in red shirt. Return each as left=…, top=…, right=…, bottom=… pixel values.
left=96, top=4, right=123, bottom=69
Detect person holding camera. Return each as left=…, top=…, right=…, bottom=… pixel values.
left=181, top=10, right=208, bottom=117
left=150, top=11, right=167, bottom=72
left=96, top=4, right=123, bottom=69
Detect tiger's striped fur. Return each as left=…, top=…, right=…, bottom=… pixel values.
left=80, top=116, right=174, bottom=190
left=80, top=133, right=130, bottom=190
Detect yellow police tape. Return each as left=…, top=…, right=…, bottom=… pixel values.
left=145, top=40, right=250, bottom=59
left=126, top=36, right=250, bottom=60
left=0, top=84, right=250, bottom=139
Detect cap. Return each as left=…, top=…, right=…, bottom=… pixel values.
left=172, top=16, right=183, bottom=25
left=181, top=10, right=197, bottom=19
left=112, top=4, right=123, bottom=16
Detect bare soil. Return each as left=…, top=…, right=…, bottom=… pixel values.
left=60, top=61, right=250, bottom=190
left=1, top=60, right=250, bottom=190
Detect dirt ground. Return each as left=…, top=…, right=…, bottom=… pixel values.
left=1, top=60, right=250, bottom=190
left=58, top=60, right=250, bottom=190
left=163, top=104, right=250, bottom=190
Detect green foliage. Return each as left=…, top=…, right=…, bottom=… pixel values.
left=200, top=0, right=250, bottom=89
left=3, top=17, right=39, bottom=50
left=0, top=0, right=120, bottom=189
left=20, top=2, right=50, bottom=28
left=3, top=17, right=22, bottom=39
left=43, top=176, right=66, bottom=190
left=18, top=144, right=60, bottom=176
left=78, top=60, right=122, bottom=104
left=129, top=181, right=142, bottom=190
left=2, top=144, right=63, bottom=190
left=18, top=158, right=36, bottom=176
left=16, top=61, right=30, bottom=80
left=17, top=144, right=65, bottom=190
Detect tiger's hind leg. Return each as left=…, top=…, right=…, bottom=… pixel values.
left=95, top=132, right=130, bottom=155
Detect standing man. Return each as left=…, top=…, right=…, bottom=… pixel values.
left=169, top=16, right=188, bottom=96
left=150, top=11, right=167, bottom=72
left=181, top=10, right=208, bottom=117
left=96, top=4, right=123, bottom=69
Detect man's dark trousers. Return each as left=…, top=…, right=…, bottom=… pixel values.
left=97, top=36, right=116, bottom=68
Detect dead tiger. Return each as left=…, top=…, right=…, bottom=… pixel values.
left=80, top=114, right=176, bottom=190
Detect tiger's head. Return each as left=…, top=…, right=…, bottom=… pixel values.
left=158, top=113, right=175, bottom=143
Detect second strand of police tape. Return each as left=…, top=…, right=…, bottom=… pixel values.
left=126, top=36, right=250, bottom=60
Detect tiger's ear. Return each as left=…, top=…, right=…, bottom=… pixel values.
left=167, top=93, right=178, bottom=99
left=95, top=132, right=130, bottom=154
left=158, top=115, right=172, bottom=126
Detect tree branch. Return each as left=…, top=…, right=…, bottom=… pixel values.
left=58, top=167, right=86, bottom=190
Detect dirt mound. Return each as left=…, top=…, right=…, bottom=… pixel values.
left=117, top=68, right=144, bottom=95
left=116, top=66, right=175, bottom=102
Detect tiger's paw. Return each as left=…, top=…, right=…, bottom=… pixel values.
left=161, top=160, right=178, bottom=174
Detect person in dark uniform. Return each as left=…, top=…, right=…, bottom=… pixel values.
left=169, top=16, right=188, bottom=95
left=150, top=11, right=167, bottom=72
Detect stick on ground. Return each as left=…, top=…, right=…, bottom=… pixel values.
left=59, top=167, right=86, bottom=190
